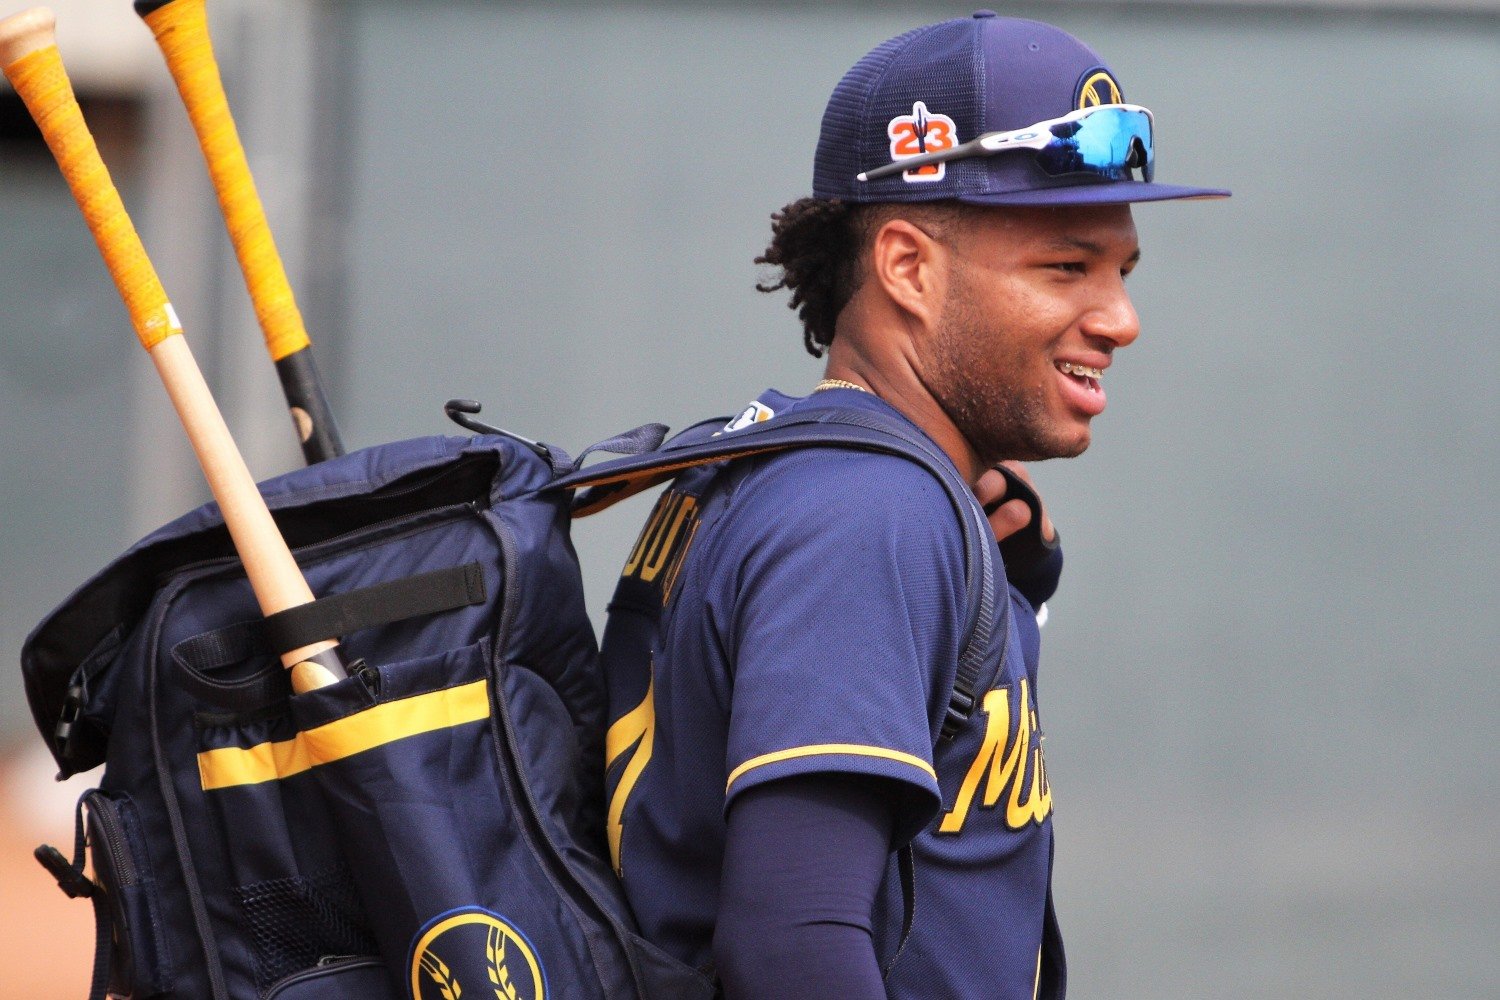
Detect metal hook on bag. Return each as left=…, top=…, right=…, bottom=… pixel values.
left=445, top=399, right=550, bottom=456
left=444, top=399, right=574, bottom=474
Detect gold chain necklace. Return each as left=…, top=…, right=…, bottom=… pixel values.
left=813, top=378, right=870, bottom=394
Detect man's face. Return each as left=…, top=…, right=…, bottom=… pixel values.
left=921, top=203, right=1142, bottom=465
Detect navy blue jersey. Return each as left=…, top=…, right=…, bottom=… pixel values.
left=600, top=388, right=1062, bottom=999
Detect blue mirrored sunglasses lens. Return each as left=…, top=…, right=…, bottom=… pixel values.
left=1034, top=109, right=1153, bottom=182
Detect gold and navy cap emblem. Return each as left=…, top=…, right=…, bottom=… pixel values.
left=1075, top=67, right=1123, bottom=109
left=410, top=908, right=547, bottom=1000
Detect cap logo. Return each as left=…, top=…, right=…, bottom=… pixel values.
left=1076, top=69, right=1122, bottom=109
left=886, top=101, right=957, bottom=182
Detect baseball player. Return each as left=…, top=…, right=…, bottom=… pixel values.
left=601, top=13, right=1227, bottom=999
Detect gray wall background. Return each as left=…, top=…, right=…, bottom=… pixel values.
left=1, top=2, right=1495, bottom=997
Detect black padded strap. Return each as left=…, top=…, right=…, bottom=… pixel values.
left=882, top=844, right=918, bottom=979
left=560, top=409, right=1005, bottom=737
left=261, top=562, right=486, bottom=656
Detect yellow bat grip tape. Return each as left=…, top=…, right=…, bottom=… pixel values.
left=144, top=0, right=310, bottom=361
left=4, top=47, right=180, bottom=351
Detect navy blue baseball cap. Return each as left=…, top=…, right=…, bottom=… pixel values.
left=814, top=11, right=1229, bottom=206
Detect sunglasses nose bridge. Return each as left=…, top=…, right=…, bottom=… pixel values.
left=1128, top=132, right=1153, bottom=181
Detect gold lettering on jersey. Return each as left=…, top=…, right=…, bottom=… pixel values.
left=657, top=517, right=700, bottom=605
left=605, top=674, right=656, bottom=875
left=937, top=678, right=1052, bottom=835
left=640, top=494, right=696, bottom=583
left=622, top=492, right=675, bottom=578
left=620, top=489, right=700, bottom=603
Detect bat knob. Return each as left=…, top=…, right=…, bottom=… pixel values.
left=0, top=7, right=57, bottom=70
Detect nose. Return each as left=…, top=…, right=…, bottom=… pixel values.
left=1082, top=279, right=1140, bottom=349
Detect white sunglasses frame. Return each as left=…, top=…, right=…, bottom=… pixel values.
left=856, top=103, right=1155, bottom=183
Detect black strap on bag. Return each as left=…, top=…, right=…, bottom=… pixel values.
left=33, top=794, right=110, bottom=1000
left=171, top=562, right=487, bottom=712
left=261, top=562, right=486, bottom=657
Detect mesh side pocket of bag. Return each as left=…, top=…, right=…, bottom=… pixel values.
left=236, top=865, right=379, bottom=994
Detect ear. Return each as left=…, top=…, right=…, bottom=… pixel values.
left=869, top=217, right=949, bottom=334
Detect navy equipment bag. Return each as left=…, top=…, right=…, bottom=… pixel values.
left=21, top=404, right=999, bottom=1000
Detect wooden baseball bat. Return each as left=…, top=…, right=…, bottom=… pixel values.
left=1, top=6, right=345, bottom=692
left=135, top=0, right=344, bottom=465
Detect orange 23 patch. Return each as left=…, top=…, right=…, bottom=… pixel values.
left=887, top=101, right=958, bottom=182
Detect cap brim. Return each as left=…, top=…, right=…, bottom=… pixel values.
left=958, top=180, right=1230, bottom=206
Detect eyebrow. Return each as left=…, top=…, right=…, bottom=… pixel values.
left=1046, top=236, right=1142, bottom=265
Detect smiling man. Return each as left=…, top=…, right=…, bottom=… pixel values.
left=600, top=12, right=1226, bottom=1000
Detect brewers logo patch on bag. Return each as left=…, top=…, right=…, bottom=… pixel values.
left=409, top=908, right=547, bottom=1000
left=23, top=406, right=997, bottom=998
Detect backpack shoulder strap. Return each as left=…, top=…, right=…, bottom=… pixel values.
left=561, top=407, right=1011, bottom=978
left=556, top=408, right=1005, bottom=741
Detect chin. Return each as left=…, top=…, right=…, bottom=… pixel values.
left=962, top=408, right=1093, bottom=464
left=1056, top=434, right=1092, bottom=460
left=1016, top=427, right=1091, bottom=462
left=1058, top=425, right=1093, bottom=456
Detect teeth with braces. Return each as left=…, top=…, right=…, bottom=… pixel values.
left=1058, top=362, right=1103, bottom=379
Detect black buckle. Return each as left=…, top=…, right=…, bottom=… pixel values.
left=34, top=844, right=96, bottom=899
left=940, top=689, right=977, bottom=741
left=54, top=684, right=85, bottom=760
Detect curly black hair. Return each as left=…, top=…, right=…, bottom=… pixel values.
left=756, top=198, right=960, bottom=357
left=755, top=197, right=866, bottom=358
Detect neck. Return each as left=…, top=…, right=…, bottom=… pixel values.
left=823, top=336, right=984, bottom=484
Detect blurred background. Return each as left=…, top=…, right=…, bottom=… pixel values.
left=1, top=0, right=1495, bottom=997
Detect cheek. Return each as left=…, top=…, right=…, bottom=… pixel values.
left=942, top=269, right=1072, bottom=372
left=980, top=277, right=1076, bottom=342
left=1018, top=285, right=1086, bottom=333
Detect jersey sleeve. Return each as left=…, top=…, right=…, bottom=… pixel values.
left=707, top=448, right=968, bottom=842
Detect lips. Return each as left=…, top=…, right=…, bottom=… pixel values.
left=1055, top=359, right=1107, bottom=416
